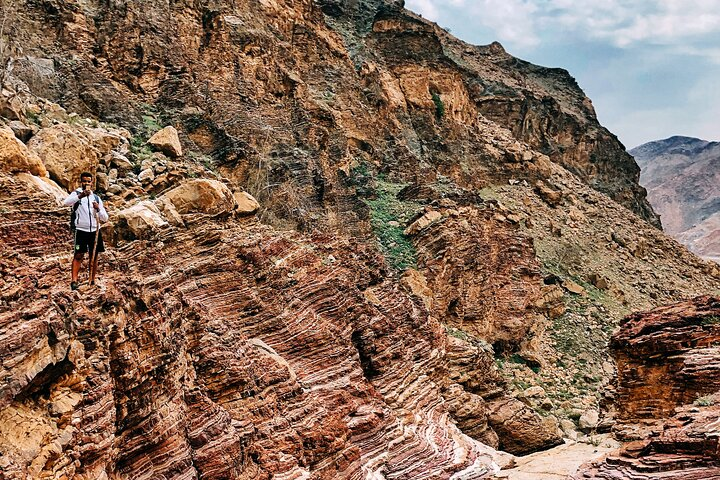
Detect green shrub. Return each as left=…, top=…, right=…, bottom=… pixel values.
left=694, top=395, right=715, bottom=407
left=431, top=92, right=445, bottom=119
left=364, top=179, right=422, bottom=271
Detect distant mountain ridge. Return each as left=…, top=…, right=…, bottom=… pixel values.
left=631, top=136, right=720, bottom=262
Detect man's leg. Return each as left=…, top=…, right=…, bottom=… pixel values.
left=71, top=252, right=84, bottom=288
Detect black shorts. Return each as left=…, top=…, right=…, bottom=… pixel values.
left=74, top=229, right=105, bottom=255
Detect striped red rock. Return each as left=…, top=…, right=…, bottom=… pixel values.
left=0, top=173, right=511, bottom=479
left=575, top=296, right=720, bottom=479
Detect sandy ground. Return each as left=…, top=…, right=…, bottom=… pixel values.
left=494, top=436, right=620, bottom=480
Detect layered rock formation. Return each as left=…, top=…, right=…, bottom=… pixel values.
left=575, top=296, right=720, bottom=478
left=1, top=0, right=720, bottom=478
left=631, top=136, right=720, bottom=262
left=0, top=171, right=517, bottom=478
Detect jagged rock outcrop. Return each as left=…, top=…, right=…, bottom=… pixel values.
left=631, top=136, right=720, bottom=262
left=2, top=0, right=720, bottom=477
left=409, top=202, right=544, bottom=353
left=7, top=0, right=658, bottom=230
left=0, top=171, right=515, bottom=479
left=611, top=296, right=720, bottom=429
left=575, top=296, right=720, bottom=478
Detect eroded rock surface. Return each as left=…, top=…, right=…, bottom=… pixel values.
left=575, top=296, right=720, bottom=479
left=8, top=0, right=658, bottom=230
left=611, top=296, right=720, bottom=425
left=0, top=172, right=513, bottom=479
left=1, top=0, right=720, bottom=477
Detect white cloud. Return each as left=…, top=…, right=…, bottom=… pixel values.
left=405, top=0, right=442, bottom=22
left=405, top=0, right=441, bottom=21
left=408, top=0, right=720, bottom=54
left=409, top=0, right=541, bottom=47
left=403, top=0, right=720, bottom=144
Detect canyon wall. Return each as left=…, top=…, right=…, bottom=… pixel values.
left=1, top=0, right=720, bottom=478
left=632, top=136, right=720, bottom=263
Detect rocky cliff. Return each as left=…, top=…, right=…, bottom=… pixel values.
left=575, top=296, right=720, bottom=479
left=5, top=0, right=658, bottom=229
left=1, top=0, right=720, bottom=478
left=631, top=136, right=720, bottom=263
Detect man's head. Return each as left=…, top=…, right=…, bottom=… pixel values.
left=80, top=172, right=93, bottom=189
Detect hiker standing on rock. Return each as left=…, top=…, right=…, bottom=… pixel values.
left=64, top=172, right=109, bottom=290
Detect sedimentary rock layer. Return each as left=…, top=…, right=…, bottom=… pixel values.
left=611, top=296, right=720, bottom=422
left=0, top=172, right=512, bottom=479
left=575, top=296, right=720, bottom=479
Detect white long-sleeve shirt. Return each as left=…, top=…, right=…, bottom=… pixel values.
left=64, top=189, right=109, bottom=232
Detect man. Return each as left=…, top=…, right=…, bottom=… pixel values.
left=64, top=172, right=109, bottom=290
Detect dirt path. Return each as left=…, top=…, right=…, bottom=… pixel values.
left=494, top=436, right=620, bottom=480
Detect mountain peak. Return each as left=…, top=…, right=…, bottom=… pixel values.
left=630, top=136, right=710, bottom=161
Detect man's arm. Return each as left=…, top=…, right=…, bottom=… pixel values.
left=63, top=190, right=80, bottom=206
left=95, top=196, right=109, bottom=223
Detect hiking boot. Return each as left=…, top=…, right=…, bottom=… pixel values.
left=71, top=281, right=79, bottom=291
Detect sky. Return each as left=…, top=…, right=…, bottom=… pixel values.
left=404, top=0, right=720, bottom=149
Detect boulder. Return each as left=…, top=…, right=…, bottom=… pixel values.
left=560, top=419, right=578, bottom=441
left=147, top=126, right=183, bottom=158
left=487, top=397, right=563, bottom=455
left=15, top=173, right=66, bottom=205
left=588, top=273, right=609, bottom=290
left=138, top=168, right=155, bottom=184
left=0, top=127, right=47, bottom=177
left=81, top=127, right=122, bottom=154
left=562, top=279, right=586, bottom=295
left=404, top=209, right=443, bottom=236
left=579, top=408, right=600, bottom=432
left=0, top=92, right=23, bottom=120
left=27, top=124, right=98, bottom=190
left=116, top=201, right=169, bottom=240
left=109, top=152, right=133, bottom=171
left=161, top=179, right=235, bottom=215
left=154, top=198, right=184, bottom=227
left=535, top=180, right=563, bottom=207
left=8, top=121, right=35, bottom=143
left=233, top=191, right=260, bottom=215
left=96, top=172, right=109, bottom=191
left=523, top=386, right=546, bottom=398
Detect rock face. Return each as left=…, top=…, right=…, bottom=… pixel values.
left=575, top=296, right=720, bottom=478
left=611, top=296, right=720, bottom=425
left=407, top=199, right=544, bottom=353
left=0, top=171, right=513, bottom=479
left=8, top=0, right=658, bottom=229
left=631, top=136, right=720, bottom=262
left=2, top=1, right=720, bottom=478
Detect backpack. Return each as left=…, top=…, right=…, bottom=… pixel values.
left=70, top=191, right=100, bottom=231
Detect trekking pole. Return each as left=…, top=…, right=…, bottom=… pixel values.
left=90, top=209, right=101, bottom=284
